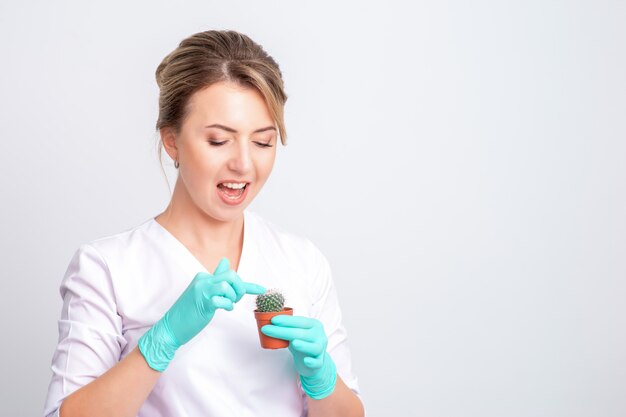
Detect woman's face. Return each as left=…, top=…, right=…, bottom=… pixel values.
left=166, top=81, right=278, bottom=222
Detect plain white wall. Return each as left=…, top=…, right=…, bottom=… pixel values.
left=1, top=1, right=625, bottom=416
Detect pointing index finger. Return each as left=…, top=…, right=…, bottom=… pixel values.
left=243, top=282, right=267, bottom=295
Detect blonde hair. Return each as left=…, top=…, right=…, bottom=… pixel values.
left=154, top=30, right=288, bottom=190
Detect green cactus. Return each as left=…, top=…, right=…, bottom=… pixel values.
left=255, top=288, right=285, bottom=312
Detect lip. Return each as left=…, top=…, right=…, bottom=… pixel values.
left=217, top=180, right=251, bottom=186
left=216, top=182, right=250, bottom=206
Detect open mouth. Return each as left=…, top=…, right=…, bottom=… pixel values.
left=217, top=183, right=248, bottom=199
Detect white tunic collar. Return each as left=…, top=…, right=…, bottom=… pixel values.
left=144, top=209, right=253, bottom=278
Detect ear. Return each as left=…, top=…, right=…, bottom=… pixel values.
left=160, top=127, right=178, bottom=161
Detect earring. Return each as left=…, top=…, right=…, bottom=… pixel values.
left=174, top=159, right=179, bottom=169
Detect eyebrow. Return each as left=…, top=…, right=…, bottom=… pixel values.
left=205, top=123, right=276, bottom=134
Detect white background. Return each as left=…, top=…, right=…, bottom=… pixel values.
left=1, top=1, right=625, bottom=416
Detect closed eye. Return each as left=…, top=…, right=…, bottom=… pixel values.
left=208, top=140, right=273, bottom=148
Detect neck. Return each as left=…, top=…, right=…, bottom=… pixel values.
left=155, top=177, right=244, bottom=253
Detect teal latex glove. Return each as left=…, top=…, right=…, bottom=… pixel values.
left=261, top=315, right=337, bottom=399
left=138, top=257, right=266, bottom=371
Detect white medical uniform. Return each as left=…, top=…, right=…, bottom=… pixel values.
left=42, top=209, right=363, bottom=417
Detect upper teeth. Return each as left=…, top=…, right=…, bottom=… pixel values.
left=221, top=182, right=246, bottom=189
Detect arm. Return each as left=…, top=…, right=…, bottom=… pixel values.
left=306, top=246, right=365, bottom=416
left=60, top=346, right=160, bottom=417
left=47, top=248, right=264, bottom=417
left=44, top=243, right=134, bottom=417
left=306, top=374, right=364, bottom=417
left=262, top=319, right=365, bottom=417
left=261, top=241, right=365, bottom=416
left=49, top=244, right=157, bottom=417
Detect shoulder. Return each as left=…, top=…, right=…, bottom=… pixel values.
left=246, top=210, right=333, bottom=307
left=246, top=209, right=326, bottom=267
left=61, top=218, right=158, bottom=297
left=69, top=217, right=155, bottom=268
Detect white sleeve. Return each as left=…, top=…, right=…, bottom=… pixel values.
left=301, top=243, right=365, bottom=411
left=42, top=244, right=127, bottom=417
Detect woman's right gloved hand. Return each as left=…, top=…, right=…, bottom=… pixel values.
left=138, top=257, right=266, bottom=371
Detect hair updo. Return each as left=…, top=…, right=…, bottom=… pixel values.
left=155, top=30, right=288, bottom=174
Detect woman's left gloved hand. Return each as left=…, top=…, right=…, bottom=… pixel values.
left=261, top=315, right=337, bottom=400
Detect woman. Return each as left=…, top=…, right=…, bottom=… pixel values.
left=42, top=30, right=364, bottom=417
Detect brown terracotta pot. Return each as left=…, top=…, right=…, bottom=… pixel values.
left=254, top=307, right=293, bottom=349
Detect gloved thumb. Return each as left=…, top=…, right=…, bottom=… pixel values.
left=213, top=257, right=230, bottom=275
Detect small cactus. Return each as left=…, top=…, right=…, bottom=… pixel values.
left=255, top=288, right=285, bottom=312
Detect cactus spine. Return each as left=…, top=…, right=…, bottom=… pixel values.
left=256, top=289, right=285, bottom=312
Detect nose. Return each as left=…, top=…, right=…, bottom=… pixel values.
left=227, top=140, right=253, bottom=174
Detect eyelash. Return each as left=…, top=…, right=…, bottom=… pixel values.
left=209, top=140, right=273, bottom=148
